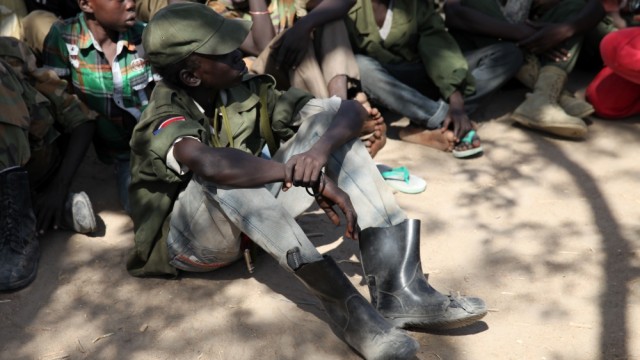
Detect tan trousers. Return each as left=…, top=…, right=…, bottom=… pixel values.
left=22, top=10, right=60, bottom=58
left=251, top=20, right=360, bottom=98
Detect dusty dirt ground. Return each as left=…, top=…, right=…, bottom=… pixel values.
left=1, top=71, right=640, bottom=360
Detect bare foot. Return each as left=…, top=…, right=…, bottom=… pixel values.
left=398, top=125, right=456, bottom=152
left=362, top=122, right=387, bottom=158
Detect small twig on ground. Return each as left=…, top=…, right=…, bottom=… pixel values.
left=39, top=351, right=70, bottom=360
left=92, top=333, right=114, bottom=343
left=569, top=322, right=592, bottom=329
left=76, top=338, right=86, bottom=353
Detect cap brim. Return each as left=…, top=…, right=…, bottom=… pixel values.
left=195, top=17, right=252, bottom=56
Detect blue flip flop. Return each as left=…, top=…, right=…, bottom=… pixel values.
left=452, top=130, right=484, bottom=159
left=376, top=164, right=427, bottom=194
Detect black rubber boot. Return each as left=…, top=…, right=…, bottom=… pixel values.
left=360, top=219, right=487, bottom=330
left=295, top=255, right=419, bottom=360
left=0, top=167, right=39, bottom=291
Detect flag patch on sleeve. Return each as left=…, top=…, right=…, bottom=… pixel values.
left=153, top=116, right=186, bottom=135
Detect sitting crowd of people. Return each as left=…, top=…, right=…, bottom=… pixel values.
left=1, top=0, right=638, bottom=358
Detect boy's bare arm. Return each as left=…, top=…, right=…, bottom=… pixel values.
left=519, top=0, right=605, bottom=54
left=443, top=0, right=536, bottom=42
left=173, top=136, right=358, bottom=235
left=173, top=138, right=286, bottom=187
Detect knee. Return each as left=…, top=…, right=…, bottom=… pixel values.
left=355, top=54, right=381, bottom=72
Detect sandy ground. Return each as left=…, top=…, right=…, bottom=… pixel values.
left=1, top=72, right=640, bottom=360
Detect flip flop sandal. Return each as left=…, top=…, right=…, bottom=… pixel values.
left=376, top=164, right=427, bottom=194
left=452, top=130, right=484, bottom=159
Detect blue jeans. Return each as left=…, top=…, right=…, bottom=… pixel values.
left=166, top=109, right=407, bottom=273
left=356, top=42, right=523, bottom=129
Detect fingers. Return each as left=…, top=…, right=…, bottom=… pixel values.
left=341, top=202, right=359, bottom=241
left=283, top=160, right=295, bottom=191
left=544, top=48, right=570, bottom=62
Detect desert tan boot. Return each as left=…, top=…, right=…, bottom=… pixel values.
left=515, top=54, right=595, bottom=118
left=512, top=65, right=588, bottom=138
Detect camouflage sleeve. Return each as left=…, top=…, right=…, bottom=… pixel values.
left=30, top=68, right=97, bottom=132
left=0, top=61, right=31, bottom=130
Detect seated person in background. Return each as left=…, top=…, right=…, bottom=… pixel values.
left=128, top=3, right=487, bottom=359
left=344, top=0, right=522, bottom=159
left=600, top=0, right=640, bottom=28
left=42, top=0, right=154, bottom=212
left=208, top=0, right=387, bottom=157
left=0, top=37, right=96, bottom=291
left=444, top=0, right=614, bottom=139
left=586, top=27, right=640, bottom=118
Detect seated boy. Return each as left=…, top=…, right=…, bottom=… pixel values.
left=0, top=37, right=96, bottom=291
left=344, top=0, right=523, bottom=158
left=444, top=0, right=614, bottom=138
left=129, top=3, right=487, bottom=358
left=42, top=0, right=154, bottom=212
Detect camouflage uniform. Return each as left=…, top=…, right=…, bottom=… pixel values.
left=0, top=36, right=95, bottom=178
left=0, top=36, right=95, bottom=291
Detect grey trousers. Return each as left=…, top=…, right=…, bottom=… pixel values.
left=356, top=42, right=523, bottom=129
left=166, top=110, right=406, bottom=273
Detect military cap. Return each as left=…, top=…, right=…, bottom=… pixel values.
left=143, top=2, right=252, bottom=68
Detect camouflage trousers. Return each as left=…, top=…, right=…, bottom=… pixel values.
left=0, top=123, right=60, bottom=189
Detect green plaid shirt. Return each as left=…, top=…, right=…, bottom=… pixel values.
left=43, top=13, right=153, bottom=162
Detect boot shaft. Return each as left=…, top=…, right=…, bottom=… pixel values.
left=295, top=255, right=419, bottom=359
left=359, top=219, right=423, bottom=292
left=533, top=65, right=568, bottom=102
left=0, top=167, right=39, bottom=291
left=1, top=167, right=37, bottom=250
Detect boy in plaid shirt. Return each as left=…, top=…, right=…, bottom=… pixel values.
left=43, top=0, right=154, bottom=212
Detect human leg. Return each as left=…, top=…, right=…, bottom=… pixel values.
left=272, top=110, right=486, bottom=330
left=463, top=42, right=524, bottom=113
left=167, top=176, right=419, bottom=358
left=0, top=124, right=38, bottom=291
left=316, top=20, right=360, bottom=99
left=359, top=219, right=487, bottom=330
left=355, top=54, right=456, bottom=151
left=355, top=54, right=448, bottom=130
left=516, top=53, right=595, bottom=118
left=512, top=65, right=588, bottom=138
left=270, top=110, right=406, bottom=229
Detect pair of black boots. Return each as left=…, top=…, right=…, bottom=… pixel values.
left=295, top=219, right=487, bottom=360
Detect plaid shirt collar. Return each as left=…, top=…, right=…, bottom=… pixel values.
left=77, top=13, right=137, bottom=54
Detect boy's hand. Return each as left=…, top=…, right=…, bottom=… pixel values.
left=518, top=21, right=574, bottom=55
left=270, top=27, right=312, bottom=70
left=441, top=91, right=474, bottom=140
left=313, top=175, right=360, bottom=240
left=283, top=148, right=328, bottom=190
left=35, top=182, right=66, bottom=234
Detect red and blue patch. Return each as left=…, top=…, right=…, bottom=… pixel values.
left=153, top=116, right=186, bottom=135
